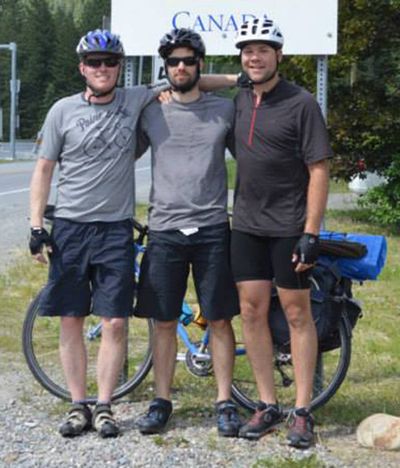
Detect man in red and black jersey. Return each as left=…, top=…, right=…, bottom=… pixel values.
left=231, top=18, right=333, bottom=449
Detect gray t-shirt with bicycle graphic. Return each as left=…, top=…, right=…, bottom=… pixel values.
left=35, top=86, right=155, bottom=222
left=136, top=93, right=234, bottom=231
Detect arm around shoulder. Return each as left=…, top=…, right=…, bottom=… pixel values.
left=199, top=74, right=238, bottom=92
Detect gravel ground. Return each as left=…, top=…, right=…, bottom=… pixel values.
left=1, top=357, right=399, bottom=468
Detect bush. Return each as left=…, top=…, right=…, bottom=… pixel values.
left=359, top=153, right=400, bottom=227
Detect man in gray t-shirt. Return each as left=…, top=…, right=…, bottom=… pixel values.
left=135, top=29, right=242, bottom=437
left=29, top=30, right=157, bottom=439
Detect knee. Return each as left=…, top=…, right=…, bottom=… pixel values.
left=208, top=319, right=231, bottom=333
left=240, top=300, right=265, bottom=324
left=101, top=317, right=126, bottom=340
left=154, top=320, right=177, bottom=335
left=284, top=304, right=310, bottom=330
left=60, top=317, right=84, bottom=343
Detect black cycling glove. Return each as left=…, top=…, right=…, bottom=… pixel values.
left=293, top=233, right=320, bottom=264
left=29, top=227, right=52, bottom=255
left=236, top=72, right=253, bottom=88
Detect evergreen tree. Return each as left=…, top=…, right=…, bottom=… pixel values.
left=18, top=0, right=55, bottom=138
left=39, top=7, right=82, bottom=124
left=77, top=0, right=111, bottom=34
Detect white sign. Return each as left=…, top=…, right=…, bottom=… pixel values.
left=111, top=0, right=338, bottom=56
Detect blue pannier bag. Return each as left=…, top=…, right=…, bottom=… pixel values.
left=319, top=231, right=387, bottom=281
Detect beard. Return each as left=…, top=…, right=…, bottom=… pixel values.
left=250, top=68, right=278, bottom=85
left=244, top=54, right=280, bottom=86
left=167, top=69, right=200, bottom=93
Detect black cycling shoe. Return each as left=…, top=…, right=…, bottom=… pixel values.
left=59, top=403, right=92, bottom=437
left=92, top=403, right=120, bottom=438
left=137, top=398, right=172, bottom=435
left=216, top=400, right=242, bottom=437
left=239, top=402, right=284, bottom=440
left=286, top=407, right=315, bottom=449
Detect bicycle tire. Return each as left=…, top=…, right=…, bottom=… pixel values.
left=22, top=290, right=153, bottom=404
left=231, top=314, right=352, bottom=413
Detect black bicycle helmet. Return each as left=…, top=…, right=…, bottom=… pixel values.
left=76, top=29, right=125, bottom=57
left=158, top=28, right=206, bottom=59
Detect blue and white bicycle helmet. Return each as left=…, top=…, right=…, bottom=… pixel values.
left=76, top=29, right=125, bottom=57
left=235, top=18, right=284, bottom=50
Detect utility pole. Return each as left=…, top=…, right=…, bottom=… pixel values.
left=0, top=42, right=18, bottom=159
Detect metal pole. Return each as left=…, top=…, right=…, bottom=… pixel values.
left=138, top=56, right=144, bottom=85
left=316, top=55, right=328, bottom=122
left=316, top=55, right=329, bottom=230
left=152, top=56, right=165, bottom=83
left=124, top=56, right=135, bottom=88
left=9, top=42, right=17, bottom=159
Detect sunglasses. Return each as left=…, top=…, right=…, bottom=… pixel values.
left=165, top=56, right=199, bottom=67
left=83, top=57, right=121, bottom=68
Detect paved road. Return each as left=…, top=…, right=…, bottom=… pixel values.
left=0, top=153, right=151, bottom=271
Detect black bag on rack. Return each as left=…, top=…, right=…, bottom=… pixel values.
left=268, top=262, right=362, bottom=353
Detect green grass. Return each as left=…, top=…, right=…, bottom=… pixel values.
left=226, top=157, right=236, bottom=189
left=316, top=211, right=400, bottom=424
left=253, top=455, right=325, bottom=468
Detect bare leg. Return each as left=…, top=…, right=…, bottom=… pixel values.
left=237, top=280, right=276, bottom=404
left=278, top=288, right=318, bottom=408
left=59, top=316, right=87, bottom=401
left=97, top=317, right=127, bottom=402
left=208, top=319, right=235, bottom=402
left=153, top=320, right=178, bottom=401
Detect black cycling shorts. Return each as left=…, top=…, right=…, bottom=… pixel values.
left=39, top=218, right=135, bottom=318
left=135, top=223, right=239, bottom=322
left=231, top=230, right=311, bottom=289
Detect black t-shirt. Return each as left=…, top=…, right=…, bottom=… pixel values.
left=232, top=79, right=333, bottom=237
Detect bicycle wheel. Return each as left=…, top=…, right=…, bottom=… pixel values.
left=231, top=314, right=352, bottom=413
left=22, top=290, right=153, bottom=403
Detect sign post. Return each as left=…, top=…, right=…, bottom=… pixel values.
left=0, top=42, right=18, bottom=159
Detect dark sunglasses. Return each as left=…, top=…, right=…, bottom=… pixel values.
left=165, top=56, right=199, bottom=67
left=83, top=57, right=121, bottom=68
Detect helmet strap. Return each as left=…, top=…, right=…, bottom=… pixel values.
left=85, top=83, right=117, bottom=104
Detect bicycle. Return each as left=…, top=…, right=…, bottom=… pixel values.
left=22, top=208, right=361, bottom=413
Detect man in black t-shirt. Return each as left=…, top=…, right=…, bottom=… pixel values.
left=231, top=18, right=333, bottom=449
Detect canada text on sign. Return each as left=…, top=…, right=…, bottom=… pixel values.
left=111, top=0, right=338, bottom=56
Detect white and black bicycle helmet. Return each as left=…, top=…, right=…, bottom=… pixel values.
left=235, top=18, right=284, bottom=50
left=76, top=29, right=125, bottom=57
left=158, top=28, right=206, bottom=59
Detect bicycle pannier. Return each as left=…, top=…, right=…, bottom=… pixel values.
left=268, top=263, right=361, bottom=352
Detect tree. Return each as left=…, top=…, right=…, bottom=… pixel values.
left=280, top=0, right=400, bottom=180
left=18, top=0, right=55, bottom=137
left=39, top=7, right=82, bottom=124
left=76, top=0, right=111, bottom=33
left=328, top=0, right=400, bottom=179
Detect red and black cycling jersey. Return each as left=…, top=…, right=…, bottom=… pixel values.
left=232, top=78, right=333, bottom=237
